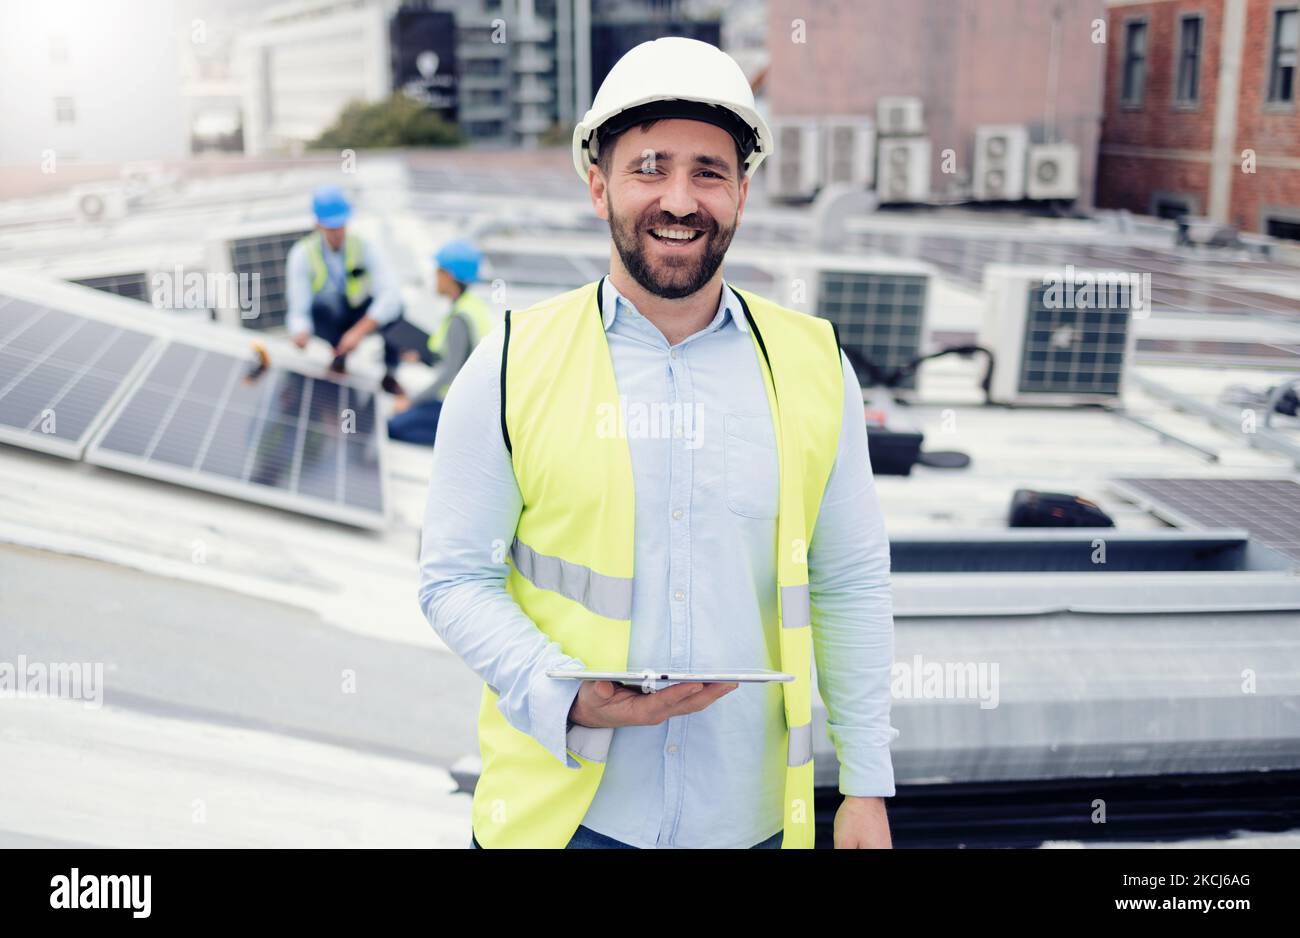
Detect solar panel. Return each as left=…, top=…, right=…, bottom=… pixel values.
left=70, top=272, right=150, bottom=304
left=483, top=250, right=592, bottom=288
left=228, top=230, right=311, bottom=331
left=816, top=270, right=928, bottom=390
left=1018, top=281, right=1130, bottom=397
left=0, top=294, right=158, bottom=458
left=1112, top=478, right=1300, bottom=567
left=87, top=341, right=387, bottom=527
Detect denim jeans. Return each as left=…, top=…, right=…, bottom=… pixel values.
left=471, top=824, right=784, bottom=849
left=387, top=397, right=442, bottom=446
left=309, top=293, right=405, bottom=371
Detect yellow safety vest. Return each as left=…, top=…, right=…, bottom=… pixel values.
left=300, top=232, right=370, bottom=308
left=428, top=290, right=494, bottom=396
left=473, top=276, right=843, bottom=849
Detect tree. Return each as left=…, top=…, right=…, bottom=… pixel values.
left=311, top=94, right=464, bottom=149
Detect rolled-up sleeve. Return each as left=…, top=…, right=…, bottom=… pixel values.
left=284, top=241, right=313, bottom=338
left=807, top=349, right=899, bottom=798
left=363, top=240, right=403, bottom=326
left=416, top=325, right=587, bottom=769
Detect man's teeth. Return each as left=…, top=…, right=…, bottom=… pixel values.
left=650, top=228, right=700, bottom=241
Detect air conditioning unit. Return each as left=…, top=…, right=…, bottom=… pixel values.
left=71, top=185, right=128, bottom=224
left=972, top=125, right=1029, bottom=201
left=876, top=96, right=924, bottom=136
left=787, top=255, right=932, bottom=394
left=820, top=118, right=876, bottom=188
left=876, top=138, right=930, bottom=204
left=766, top=119, right=822, bottom=201
left=207, top=220, right=314, bottom=330
left=979, top=264, right=1139, bottom=406
left=1026, top=143, right=1080, bottom=201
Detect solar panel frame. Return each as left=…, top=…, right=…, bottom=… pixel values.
left=226, top=229, right=312, bottom=331
left=1110, top=477, right=1300, bottom=568
left=85, top=340, right=389, bottom=529
left=0, top=293, right=161, bottom=459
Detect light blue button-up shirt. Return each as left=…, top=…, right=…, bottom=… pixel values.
left=417, top=275, right=898, bottom=848
left=284, top=234, right=402, bottom=336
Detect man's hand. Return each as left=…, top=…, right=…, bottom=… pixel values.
left=390, top=393, right=411, bottom=415
left=833, top=795, right=892, bottom=849
left=291, top=331, right=311, bottom=350
left=334, top=316, right=378, bottom=357
left=570, top=679, right=738, bottom=729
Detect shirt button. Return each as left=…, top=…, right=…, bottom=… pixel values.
left=667, top=744, right=678, bottom=754
left=673, top=590, right=685, bottom=602
left=672, top=509, right=683, bottom=520
left=669, top=349, right=678, bottom=359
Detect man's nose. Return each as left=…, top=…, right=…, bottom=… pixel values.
left=657, top=170, right=699, bottom=218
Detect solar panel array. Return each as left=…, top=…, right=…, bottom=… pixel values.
left=0, top=295, right=157, bottom=457
left=1018, top=282, right=1130, bottom=397
left=71, top=272, right=151, bottom=304
left=1113, top=478, right=1300, bottom=567
left=88, top=341, right=386, bottom=527
left=816, top=271, right=928, bottom=390
left=228, top=230, right=311, bottom=331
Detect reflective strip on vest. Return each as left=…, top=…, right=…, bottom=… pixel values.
left=780, top=583, right=811, bottom=629
left=787, top=721, right=813, bottom=767
left=510, top=537, right=633, bottom=621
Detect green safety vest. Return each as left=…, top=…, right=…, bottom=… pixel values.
left=428, top=290, right=495, bottom=397
left=300, top=232, right=370, bottom=308
left=473, top=277, right=843, bottom=848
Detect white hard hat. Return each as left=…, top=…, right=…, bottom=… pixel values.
left=572, top=36, right=773, bottom=184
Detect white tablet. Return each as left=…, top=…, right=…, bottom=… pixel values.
left=546, top=667, right=793, bottom=694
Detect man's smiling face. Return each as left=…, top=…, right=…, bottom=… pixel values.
left=593, top=118, right=748, bottom=300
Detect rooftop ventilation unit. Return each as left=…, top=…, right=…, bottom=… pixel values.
left=70, top=185, right=128, bottom=224
left=973, top=125, right=1029, bottom=201
left=207, top=222, right=313, bottom=330
left=786, top=256, right=932, bottom=393
left=876, top=137, right=930, bottom=204
left=821, top=118, right=876, bottom=189
left=1026, top=143, right=1080, bottom=201
left=876, top=96, right=924, bottom=136
left=980, top=264, right=1139, bottom=406
left=767, top=119, right=822, bottom=202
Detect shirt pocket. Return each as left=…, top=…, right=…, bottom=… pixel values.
left=723, top=413, right=779, bottom=519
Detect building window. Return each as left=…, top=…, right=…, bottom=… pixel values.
left=1268, top=8, right=1298, bottom=103
left=1265, top=214, right=1300, bottom=241
left=1121, top=20, right=1148, bottom=105
left=1175, top=15, right=1202, bottom=103
left=54, top=96, right=75, bottom=123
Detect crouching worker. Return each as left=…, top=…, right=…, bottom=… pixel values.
left=286, top=184, right=407, bottom=395
left=388, top=240, right=493, bottom=446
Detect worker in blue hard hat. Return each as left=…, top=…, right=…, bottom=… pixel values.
left=388, top=239, right=496, bottom=445
left=285, top=184, right=408, bottom=394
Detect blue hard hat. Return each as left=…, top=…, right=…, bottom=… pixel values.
left=311, top=185, right=352, bottom=227
left=435, top=239, right=482, bottom=285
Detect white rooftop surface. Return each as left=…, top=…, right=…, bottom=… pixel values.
left=3, top=158, right=1299, bottom=848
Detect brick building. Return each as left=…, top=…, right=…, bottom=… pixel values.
left=765, top=0, right=1108, bottom=208
left=1097, top=0, right=1300, bottom=238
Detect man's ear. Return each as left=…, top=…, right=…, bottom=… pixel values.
left=590, top=164, right=609, bottom=220
left=735, top=172, right=749, bottom=223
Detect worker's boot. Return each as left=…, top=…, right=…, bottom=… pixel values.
left=329, top=354, right=347, bottom=375
left=381, top=373, right=405, bottom=396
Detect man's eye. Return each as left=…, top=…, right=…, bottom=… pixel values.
left=699, top=171, right=722, bottom=179
left=637, top=165, right=659, bottom=175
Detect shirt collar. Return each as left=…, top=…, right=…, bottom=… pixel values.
left=599, top=274, right=748, bottom=335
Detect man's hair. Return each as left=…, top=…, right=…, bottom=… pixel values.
left=595, top=118, right=745, bottom=180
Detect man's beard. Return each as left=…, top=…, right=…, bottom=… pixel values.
left=607, top=194, right=736, bottom=300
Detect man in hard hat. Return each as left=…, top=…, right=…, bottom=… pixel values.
left=388, top=240, right=494, bottom=445
left=418, top=37, right=897, bottom=849
left=285, top=185, right=406, bottom=395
